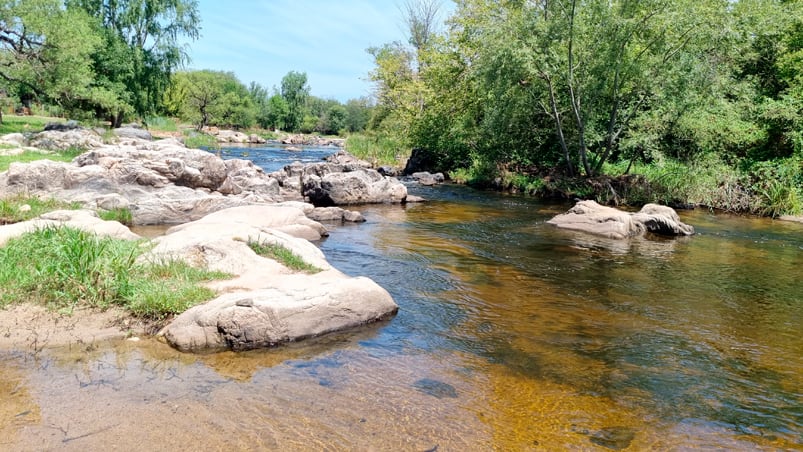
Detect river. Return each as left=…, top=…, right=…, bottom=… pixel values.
left=1, top=145, right=801, bottom=450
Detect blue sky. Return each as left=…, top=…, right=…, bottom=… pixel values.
left=186, top=1, right=450, bottom=102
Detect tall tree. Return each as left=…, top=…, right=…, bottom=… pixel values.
left=400, top=0, right=441, bottom=72
left=173, top=70, right=254, bottom=130
left=280, top=70, right=309, bottom=132
left=0, top=0, right=100, bottom=121
left=66, top=0, right=200, bottom=125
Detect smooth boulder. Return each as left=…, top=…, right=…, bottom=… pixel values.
left=548, top=200, right=694, bottom=239
left=154, top=204, right=398, bottom=351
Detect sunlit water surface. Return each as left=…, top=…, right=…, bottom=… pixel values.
left=1, top=146, right=801, bottom=450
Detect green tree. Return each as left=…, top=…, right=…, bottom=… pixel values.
left=0, top=0, right=100, bottom=121
left=174, top=70, right=253, bottom=130
left=66, top=0, right=200, bottom=125
left=280, top=70, right=309, bottom=132
left=344, top=97, right=373, bottom=132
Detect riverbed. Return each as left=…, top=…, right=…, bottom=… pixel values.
left=1, top=145, right=800, bottom=450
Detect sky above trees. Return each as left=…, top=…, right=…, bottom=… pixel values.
left=186, top=0, right=452, bottom=102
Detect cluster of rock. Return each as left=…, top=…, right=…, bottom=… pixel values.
left=0, top=129, right=408, bottom=225
left=0, top=126, right=416, bottom=351
left=281, top=134, right=345, bottom=147
left=548, top=200, right=695, bottom=239
left=267, top=149, right=407, bottom=206
left=201, top=127, right=267, bottom=144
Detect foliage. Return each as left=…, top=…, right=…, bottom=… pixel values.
left=365, top=0, right=803, bottom=216
left=98, top=207, right=133, bottom=225
left=0, top=226, right=228, bottom=318
left=182, top=130, right=218, bottom=149
left=345, top=132, right=407, bottom=166
left=280, top=71, right=310, bottom=132
left=65, top=0, right=201, bottom=125
left=0, top=0, right=100, bottom=119
left=246, top=239, right=321, bottom=274
left=146, top=115, right=178, bottom=132
left=170, top=70, right=255, bottom=130
left=0, top=116, right=62, bottom=134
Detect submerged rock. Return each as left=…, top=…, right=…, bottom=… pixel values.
left=547, top=200, right=694, bottom=239
left=588, top=426, right=636, bottom=450
left=413, top=378, right=458, bottom=399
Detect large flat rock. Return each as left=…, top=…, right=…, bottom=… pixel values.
left=152, top=204, right=398, bottom=351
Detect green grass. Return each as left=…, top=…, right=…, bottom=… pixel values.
left=0, top=226, right=230, bottom=318
left=182, top=130, right=219, bottom=150
left=246, top=239, right=322, bottom=273
left=98, top=207, right=134, bottom=226
left=0, top=115, right=64, bottom=134
left=345, top=132, right=407, bottom=166
left=146, top=116, right=179, bottom=132
left=0, top=195, right=81, bottom=224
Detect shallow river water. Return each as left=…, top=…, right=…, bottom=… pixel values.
left=1, top=146, right=801, bottom=450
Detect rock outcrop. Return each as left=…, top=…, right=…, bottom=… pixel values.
left=270, top=156, right=408, bottom=206
left=152, top=205, right=398, bottom=351
left=282, top=134, right=345, bottom=147
left=28, top=128, right=104, bottom=151
left=548, top=200, right=695, bottom=239
left=0, top=137, right=282, bottom=225
left=409, top=171, right=445, bottom=186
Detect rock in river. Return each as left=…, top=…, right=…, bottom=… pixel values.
left=547, top=200, right=694, bottom=239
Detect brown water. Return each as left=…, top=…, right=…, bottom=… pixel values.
left=1, top=184, right=801, bottom=450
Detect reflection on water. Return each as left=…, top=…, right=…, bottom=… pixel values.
left=2, top=183, right=802, bottom=450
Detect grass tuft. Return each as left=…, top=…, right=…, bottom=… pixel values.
left=98, top=207, right=133, bottom=226
left=246, top=238, right=322, bottom=273
left=0, top=195, right=81, bottom=224
left=0, top=226, right=231, bottom=318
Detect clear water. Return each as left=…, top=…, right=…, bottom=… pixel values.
left=1, top=147, right=800, bottom=450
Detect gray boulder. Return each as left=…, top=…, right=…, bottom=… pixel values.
left=161, top=277, right=398, bottom=351
left=28, top=128, right=103, bottom=151
left=216, top=130, right=250, bottom=143
left=308, top=206, right=366, bottom=223
left=269, top=159, right=408, bottom=206
left=547, top=200, right=694, bottom=239
left=0, top=209, right=139, bottom=247
left=325, top=149, right=372, bottom=168
left=113, top=127, right=152, bottom=141
left=410, top=171, right=445, bottom=186
left=302, top=169, right=407, bottom=206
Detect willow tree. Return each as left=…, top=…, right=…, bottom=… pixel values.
left=0, top=0, right=99, bottom=121
left=66, top=0, right=200, bottom=125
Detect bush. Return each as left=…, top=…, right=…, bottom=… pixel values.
left=345, top=132, right=407, bottom=166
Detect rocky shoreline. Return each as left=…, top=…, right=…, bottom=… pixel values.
left=0, top=127, right=406, bottom=352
